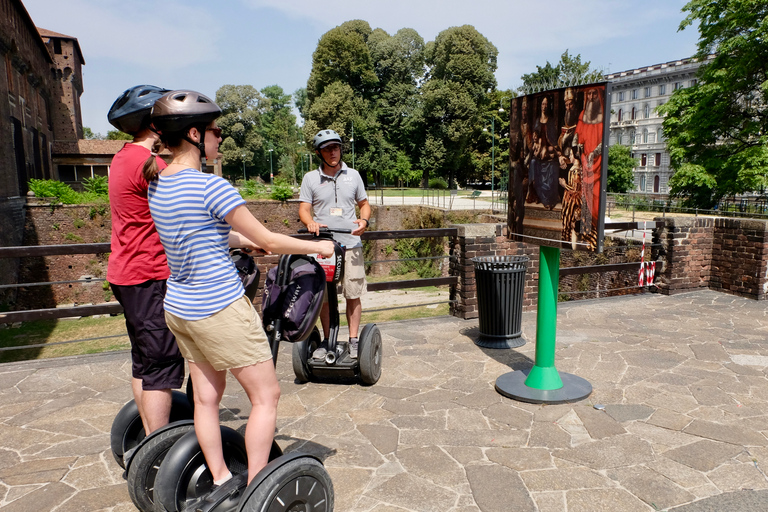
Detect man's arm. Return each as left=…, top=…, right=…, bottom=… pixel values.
left=299, top=202, right=325, bottom=235
left=351, top=198, right=371, bottom=237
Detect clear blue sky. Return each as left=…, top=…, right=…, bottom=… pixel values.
left=23, top=0, right=700, bottom=137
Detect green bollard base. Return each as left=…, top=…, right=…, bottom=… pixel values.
left=524, top=364, right=563, bottom=390
left=495, top=369, right=592, bottom=404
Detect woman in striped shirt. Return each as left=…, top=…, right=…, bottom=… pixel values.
left=144, top=90, right=333, bottom=491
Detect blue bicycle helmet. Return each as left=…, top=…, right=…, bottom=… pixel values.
left=107, top=85, right=169, bottom=135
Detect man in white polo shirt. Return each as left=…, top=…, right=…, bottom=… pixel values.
left=299, top=129, right=371, bottom=359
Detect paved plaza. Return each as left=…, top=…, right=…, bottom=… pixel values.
left=2, top=289, right=768, bottom=511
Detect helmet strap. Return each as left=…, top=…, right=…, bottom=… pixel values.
left=316, top=145, right=343, bottom=171
left=183, top=126, right=207, bottom=170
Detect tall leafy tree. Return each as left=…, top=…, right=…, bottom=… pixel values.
left=519, top=50, right=604, bottom=93
left=420, top=25, right=498, bottom=187
left=607, top=144, right=638, bottom=193
left=306, top=20, right=378, bottom=105
left=658, top=0, right=768, bottom=208
left=261, top=85, right=299, bottom=183
left=216, top=85, right=267, bottom=180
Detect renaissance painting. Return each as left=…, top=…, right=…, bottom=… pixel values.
left=508, top=83, right=611, bottom=252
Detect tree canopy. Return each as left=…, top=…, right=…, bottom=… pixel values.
left=519, top=50, right=604, bottom=93
left=607, top=145, right=637, bottom=193
left=658, top=0, right=768, bottom=208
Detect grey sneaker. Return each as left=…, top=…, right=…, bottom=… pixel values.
left=348, top=338, right=359, bottom=359
left=312, top=340, right=329, bottom=361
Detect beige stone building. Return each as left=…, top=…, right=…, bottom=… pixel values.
left=606, top=56, right=713, bottom=195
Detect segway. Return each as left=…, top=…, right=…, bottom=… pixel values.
left=292, top=228, right=382, bottom=385
left=152, top=250, right=334, bottom=512
left=111, top=250, right=266, bottom=512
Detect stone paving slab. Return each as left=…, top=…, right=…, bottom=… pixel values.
left=2, top=290, right=768, bottom=511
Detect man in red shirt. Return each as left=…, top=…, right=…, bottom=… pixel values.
left=107, top=85, right=184, bottom=434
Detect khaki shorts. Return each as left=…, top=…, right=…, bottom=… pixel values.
left=324, top=246, right=367, bottom=301
left=165, top=296, right=273, bottom=371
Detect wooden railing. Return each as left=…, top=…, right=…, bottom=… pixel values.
left=0, top=230, right=458, bottom=324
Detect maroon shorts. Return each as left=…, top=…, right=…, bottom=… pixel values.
left=111, top=280, right=184, bottom=390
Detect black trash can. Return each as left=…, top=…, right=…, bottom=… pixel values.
left=472, top=255, right=529, bottom=349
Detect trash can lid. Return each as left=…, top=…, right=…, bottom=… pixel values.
left=472, top=255, right=529, bottom=270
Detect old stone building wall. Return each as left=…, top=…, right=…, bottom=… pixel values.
left=0, top=0, right=57, bottom=199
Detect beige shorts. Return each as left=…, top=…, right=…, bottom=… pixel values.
left=165, top=295, right=273, bottom=371
left=324, top=246, right=367, bottom=301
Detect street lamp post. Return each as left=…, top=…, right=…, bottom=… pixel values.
left=268, top=148, right=273, bottom=184
left=486, top=99, right=507, bottom=211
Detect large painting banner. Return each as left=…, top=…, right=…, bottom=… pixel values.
left=508, top=83, right=611, bottom=252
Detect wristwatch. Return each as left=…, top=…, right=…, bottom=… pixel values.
left=361, top=218, right=369, bottom=227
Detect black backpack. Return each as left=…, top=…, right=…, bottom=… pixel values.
left=230, top=249, right=260, bottom=301
left=261, top=254, right=326, bottom=343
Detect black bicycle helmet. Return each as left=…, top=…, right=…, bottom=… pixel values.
left=107, top=85, right=170, bottom=135
left=312, top=129, right=342, bottom=150
left=150, top=90, right=221, bottom=133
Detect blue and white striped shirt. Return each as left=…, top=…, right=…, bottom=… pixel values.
left=148, top=168, right=245, bottom=320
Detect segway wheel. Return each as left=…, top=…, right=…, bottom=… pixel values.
left=110, top=390, right=193, bottom=469
left=153, top=426, right=248, bottom=512
left=292, top=327, right=321, bottom=383
left=239, top=456, right=334, bottom=512
left=358, top=323, right=382, bottom=385
left=126, top=423, right=195, bottom=512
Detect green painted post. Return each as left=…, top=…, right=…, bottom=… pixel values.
left=525, top=245, right=564, bottom=390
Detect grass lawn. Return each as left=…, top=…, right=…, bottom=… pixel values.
left=366, top=188, right=479, bottom=197
left=0, top=314, right=130, bottom=364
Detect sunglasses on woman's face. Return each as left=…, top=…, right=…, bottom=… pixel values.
left=206, top=127, right=222, bottom=138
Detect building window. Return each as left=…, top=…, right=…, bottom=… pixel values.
left=657, top=128, right=663, bottom=142
left=674, top=82, right=683, bottom=90
left=690, top=79, right=698, bottom=87
left=643, top=129, right=648, bottom=143
left=655, top=153, right=661, bottom=166
left=644, top=104, right=650, bottom=118
left=659, top=84, right=666, bottom=95
left=641, top=154, right=647, bottom=166
left=53, top=39, right=62, bottom=54
left=58, top=165, right=76, bottom=181
left=617, top=109, right=622, bottom=121
left=654, top=175, right=660, bottom=193
left=645, top=87, right=652, bottom=97
left=631, top=89, right=638, bottom=100
left=618, top=91, right=625, bottom=102
left=630, top=131, right=636, bottom=144
left=631, top=107, right=636, bottom=120
left=640, top=174, right=646, bottom=192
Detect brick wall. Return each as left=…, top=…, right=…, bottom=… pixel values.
left=655, top=217, right=768, bottom=300
left=449, top=223, right=538, bottom=320
left=655, top=217, right=714, bottom=294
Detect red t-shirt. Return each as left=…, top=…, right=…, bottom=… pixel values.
left=107, top=143, right=170, bottom=285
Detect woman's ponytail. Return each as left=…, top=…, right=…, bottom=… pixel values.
left=142, top=138, right=165, bottom=182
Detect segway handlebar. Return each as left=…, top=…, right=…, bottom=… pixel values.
left=297, top=227, right=352, bottom=235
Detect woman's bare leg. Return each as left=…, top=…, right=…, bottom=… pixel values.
left=230, top=360, right=280, bottom=483
left=188, top=361, right=230, bottom=482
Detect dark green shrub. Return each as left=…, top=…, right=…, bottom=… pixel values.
left=428, top=177, right=448, bottom=189
left=270, top=178, right=295, bottom=201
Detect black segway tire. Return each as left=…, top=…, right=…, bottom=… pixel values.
left=358, top=323, right=382, bottom=385
left=153, top=426, right=248, bottom=512
left=237, top=455, right=334, bottom=512
left=110, top=390, right=193, bottom=469
left=292, top=327, right=321, bottom=383
left=126, top=422, right=195, bottom=512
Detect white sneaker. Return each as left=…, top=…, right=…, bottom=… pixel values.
left=348, top=338, right=359, bottom=359
left=312, top=340, right=329, bottom=360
